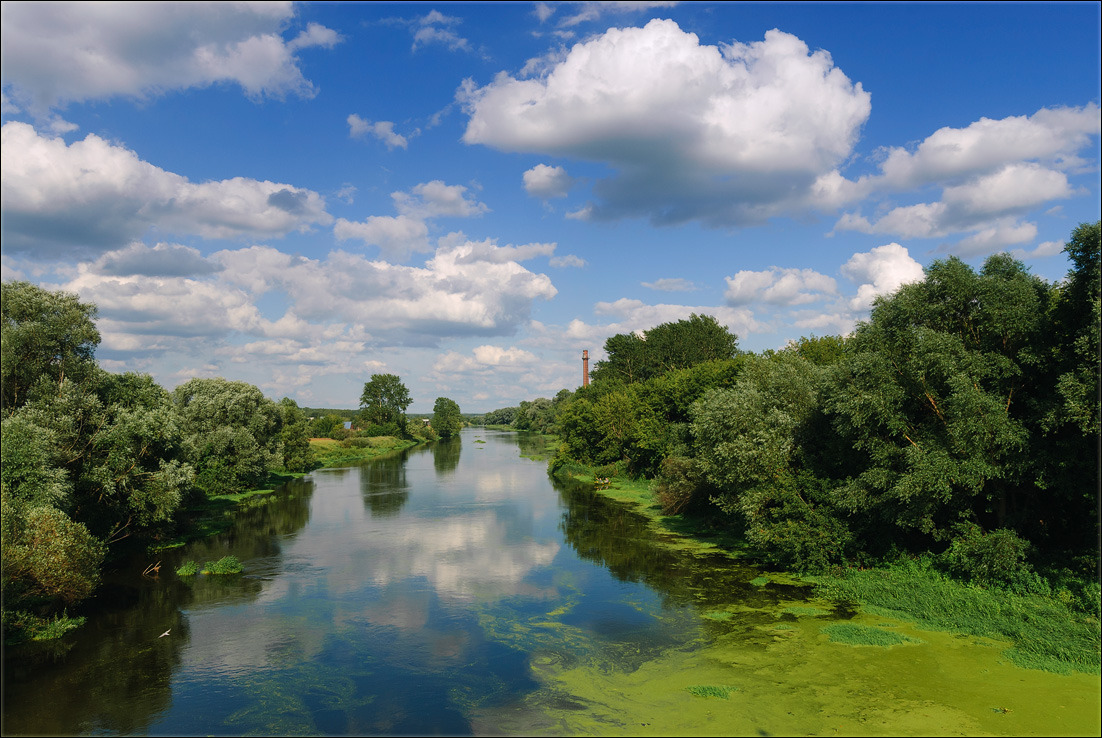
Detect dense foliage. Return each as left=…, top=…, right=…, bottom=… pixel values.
left=431, top=397, right=463, bottom=438
left=544, top=224, right=1100, bottom=591
left=0, top=282, right=315, bottom=642
left=359, top=373, right=413, bottom=434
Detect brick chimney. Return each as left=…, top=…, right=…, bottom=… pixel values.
left=582, top=350, right=589, bottom=387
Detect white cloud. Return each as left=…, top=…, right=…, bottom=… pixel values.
left=839, top=243, right=925, bottom=311
left=549, top=254, right=587, bottom=268
left=392, top=180, right=489, bottom=219
left=833, top=105, right=1100, bottom=255
left=0, top=122, right=332, bottom=257
left=94, top=242, right=222, bottom=278
left=412, top=10, right=471, bottom=53
left=432, top=345, right=540, bottom=374
left=453, top=239, right=556, bottom=264
left=0, top=2, right=340, bottom=113
left=591, top=298, right=764, bottom=340
left=557, top=2, right=679, bottom=28
left=642, top=278, right=697, bottom=292
left=347, top=114, right=409, bottom=149
left=461, top=20, right=870, bottom=226
left=725, top=268, right=837, bottom=306
left=334, top=215, right=432, bottom=261
left=523, top=163, right=576, bottom=199
left=334, top=181, right=490, bottom=260
left=1011, top=240, right=1065, bottom=260
left=876, top=105, right=1101, bottom=189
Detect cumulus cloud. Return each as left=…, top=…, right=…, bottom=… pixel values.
left=94, top=242, right=223, bottom=278
left=393, top=180, right=489, bottom=219
left=725, top=268, right=837, bottom=306
left=348, top=114, right=409, bottom=149
left=461, top=20, right=870, bottom=227
left=590, top=298, right=764, bottom=341
left=0, top=2, right=340, bottom=113
left=523, top=164, right=576, bottom=199
left=834, top=105, right=1100, bottom=255
left=334, top=215, right=431, bottom=261
left=335, top=181, right=489, bottom=260
left=839, top=243, right=925, bottom=311
left=453, top=238, right=556, bottom=264
left=53, top=236, right=560, bottom=399
left=432, top=345, right=540, bottom=374
left=875, top=105, right=1101, bottom=189
left=0, top=122, right=332, bottom=257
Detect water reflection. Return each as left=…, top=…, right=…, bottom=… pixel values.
left=433, top=435, right=462, bottom=475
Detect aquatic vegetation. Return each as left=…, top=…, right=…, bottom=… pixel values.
left=202, top=555, right=243, bottom=575
left=175, top=560, right=201, bottom=576
left=685, top=684, right=739, bottom=699
left=821, top=623, right=922, bottom=647
left=815, top=565, right=1101, bottom=674
left=750, top=576, right=769, bottom=587
left=782, top=605, right=829, bottom=617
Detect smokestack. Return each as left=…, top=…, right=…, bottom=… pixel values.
left=582, top=350, right=589, bottom=387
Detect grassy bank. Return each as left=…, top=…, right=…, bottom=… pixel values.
left=549, top=460, right=1101, bottom=675
left=308, top=435, right=420, bottom=467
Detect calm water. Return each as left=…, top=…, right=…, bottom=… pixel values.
left=3, top=428, right=1099, bottom=736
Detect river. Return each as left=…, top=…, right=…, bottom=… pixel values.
left=2, top=428, right=1098, bottom=736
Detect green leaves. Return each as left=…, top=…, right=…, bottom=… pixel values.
left=1, top=281, right=100, bottom=413
left=431, top=397, right=462, bottom=438
left=359, top=373, right=412, bottom=428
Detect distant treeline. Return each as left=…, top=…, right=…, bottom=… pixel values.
left=485, top=222, right=1101, bottom=605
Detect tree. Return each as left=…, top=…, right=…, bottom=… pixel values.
left=432, top=397, right=463, bottom=438
left=172, top=378, right=283, bottom=496
left=277, top=397, right=315, bottom=472
left=1, top=281, right=100, bottom=413
left=826, top=255, right=1049, bottom=549
left=590, top=314, right=738, bottom=384
left=359, top=374, right=412, bottom=430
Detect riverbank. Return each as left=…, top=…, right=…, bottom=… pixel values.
left=549, top=461, right=1101, bottom=676
left=162, top=436, right=424, bottom=549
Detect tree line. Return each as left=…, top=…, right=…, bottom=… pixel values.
left=486, top=222, right=1100, bottom=601
left=0, top=281, right=323, bottom=641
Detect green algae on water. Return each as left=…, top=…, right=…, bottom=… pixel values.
left=750, top=576, right=769, bottom=587
left=821, top=623, right=922, bottom=647
left=686, top=684, right=739, bottom=699
left=782, top=605, right=830, bottom=617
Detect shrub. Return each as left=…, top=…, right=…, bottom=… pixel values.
left=939, top=523, right=1038, bottom=591
left=175, top=560, right=201, bottom=576
left=202, top=555, right=242, bottom=575
left=655, top=456, right=708, bottom=514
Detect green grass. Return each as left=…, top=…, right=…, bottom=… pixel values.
left=2, top=610, right=86, bottom=645
left=814, top=564, right=1101, bottom=674
left=820, top=623, right=922, bottom=647
left=782, top=605, right=830, bottom=617
left=685, top=684, right=739, bottom=699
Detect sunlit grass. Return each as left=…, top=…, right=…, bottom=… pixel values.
left=815, top=565, right=1101, bottom=674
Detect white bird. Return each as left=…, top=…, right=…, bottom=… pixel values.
left=159, top=628, right=171, bottom=638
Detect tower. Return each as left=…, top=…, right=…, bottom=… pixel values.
left=582, top=350, right=589, bottom=387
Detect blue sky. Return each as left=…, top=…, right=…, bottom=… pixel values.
left=2, top=1, right=1099, bottom=412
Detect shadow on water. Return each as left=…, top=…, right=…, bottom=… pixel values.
left=1, top=477, right=315, bottom=736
